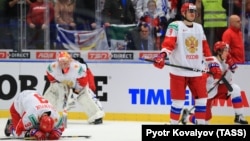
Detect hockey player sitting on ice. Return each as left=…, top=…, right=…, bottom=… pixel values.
left=4, top=90, right=64, bottom=140
left=180, top=41, right=249, bottom=125
left=43, top=51, right=105, bottom=124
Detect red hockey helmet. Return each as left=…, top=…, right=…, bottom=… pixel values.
left=181, top=3, right=196, bottom=13
left=58, top=51, right=71, bottom=61
left=39, top=115, right=54, bottom=133
left=213, top=41, right=229, bottom=53
left=58, top=51, right=72, bottom=69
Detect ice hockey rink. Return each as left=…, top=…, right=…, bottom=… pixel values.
left=0, top=118, right=161, bottom=141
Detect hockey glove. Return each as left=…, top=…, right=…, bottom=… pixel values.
left=208, top=62, right=222, bottom=79
left=25, top=129, right=46, bottom=140
left=226, top=54, right=237, bottom=72
left=48, top=129, right=63, bottom=140
left=153, top=52, right=166, bottom=69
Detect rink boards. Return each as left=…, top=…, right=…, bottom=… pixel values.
left=0, top=60, right=249, bottom=124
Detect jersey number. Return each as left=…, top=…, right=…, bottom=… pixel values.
left=34, top=93, right=48, bottom=103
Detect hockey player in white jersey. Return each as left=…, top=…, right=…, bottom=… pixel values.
left=4, top=90, right=64, bottom=140
left=181, top=41, right=248, bottom=124
left=43, top=51, right=105, bottom=124
left=153, top=2, right=212, bottom=125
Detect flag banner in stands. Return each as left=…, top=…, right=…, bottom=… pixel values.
left=106, top=24, right=136, bottom=50
left=56, top=25, right=109, bottom=50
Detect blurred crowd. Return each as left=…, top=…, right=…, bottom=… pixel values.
left=0, top=0, right=249, bottom=62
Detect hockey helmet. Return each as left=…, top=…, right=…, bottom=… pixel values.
left=58, top=51, right=72, bottom=61
left=213, top=41, right=229, bottom=53
left=39, top=115, right=54, bottom=133
left=181, top=3, right=196, bottom=13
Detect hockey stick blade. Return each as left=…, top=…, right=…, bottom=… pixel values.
left=0, top=137, right=23, bottom=140
left=61, top=135, right=91, bottom=138
left=0, top=137, right=34, bottom=140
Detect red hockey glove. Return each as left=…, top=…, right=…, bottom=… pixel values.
left=26, top=129, right=46, bottom=140
left=153, top=52, right=167, bottom=69
left=208, top=62, right=222, bottom=79
left=48, top=129, right=63, bottom=140
left=226, top=54, right=237, bottom=72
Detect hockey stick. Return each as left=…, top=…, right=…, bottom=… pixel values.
left=139, top=57, right=233, bottom=92
left=183, top=70, right=232, bottom=121
left=62, top=97, right=68, bottom=128
left=62, top=92, right=72, bottom=128
left=0, top=135, right=91, bottom=140
left=140, top=58, right=210, bottom=74
left=207, top=70, right=229, bottom=94
left=62, top=89, right=78, bottom=128
left=62, top=108, right=68, bottom=128
left=60, top=135, right=91, bottom=138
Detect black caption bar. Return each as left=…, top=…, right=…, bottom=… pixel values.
left=142, top=125, right=250, bottom=141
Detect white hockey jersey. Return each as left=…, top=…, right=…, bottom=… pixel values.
left=46, top=60, right=87, bottom=90
left=205, top=56, right=233, bottom=99
left=166, top=21, right=206, bottom=77
left=13, top=90, right=62, bottom=135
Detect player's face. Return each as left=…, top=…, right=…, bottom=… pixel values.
left=59, top=60, right=70, bottom=69
left=184, top=9, right=196, bottom=21
left=221, top=47, right=229, bottom=60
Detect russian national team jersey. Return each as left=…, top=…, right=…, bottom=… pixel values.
left=165, top=21, right=207, bottom=77
left=46, top=60, right=87, bottom=89
left=205, top=56, right=233, bottom=98
left=13, top=90, right=62, bottom=130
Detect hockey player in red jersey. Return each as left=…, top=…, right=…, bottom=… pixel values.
left=181, top=41, right=248, bottom=125
left=153, top=2, right=212, bottom=124
left=4, top=90, right=64, bottom=140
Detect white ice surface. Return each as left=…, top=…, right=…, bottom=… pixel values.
left=0, top=118, right=162, bottom=141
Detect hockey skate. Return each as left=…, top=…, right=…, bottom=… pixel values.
left=234, top=114, right=248, bottom=124
left=4, top=119, right=13, bottom=136
left=91, top=118, right=103, bottom=125
left=180, top=108, right=190, bottom=125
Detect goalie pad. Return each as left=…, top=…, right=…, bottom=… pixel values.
left=43, top=83, right=70, bottom=111
left=77, top=87, right=105, bottom=123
